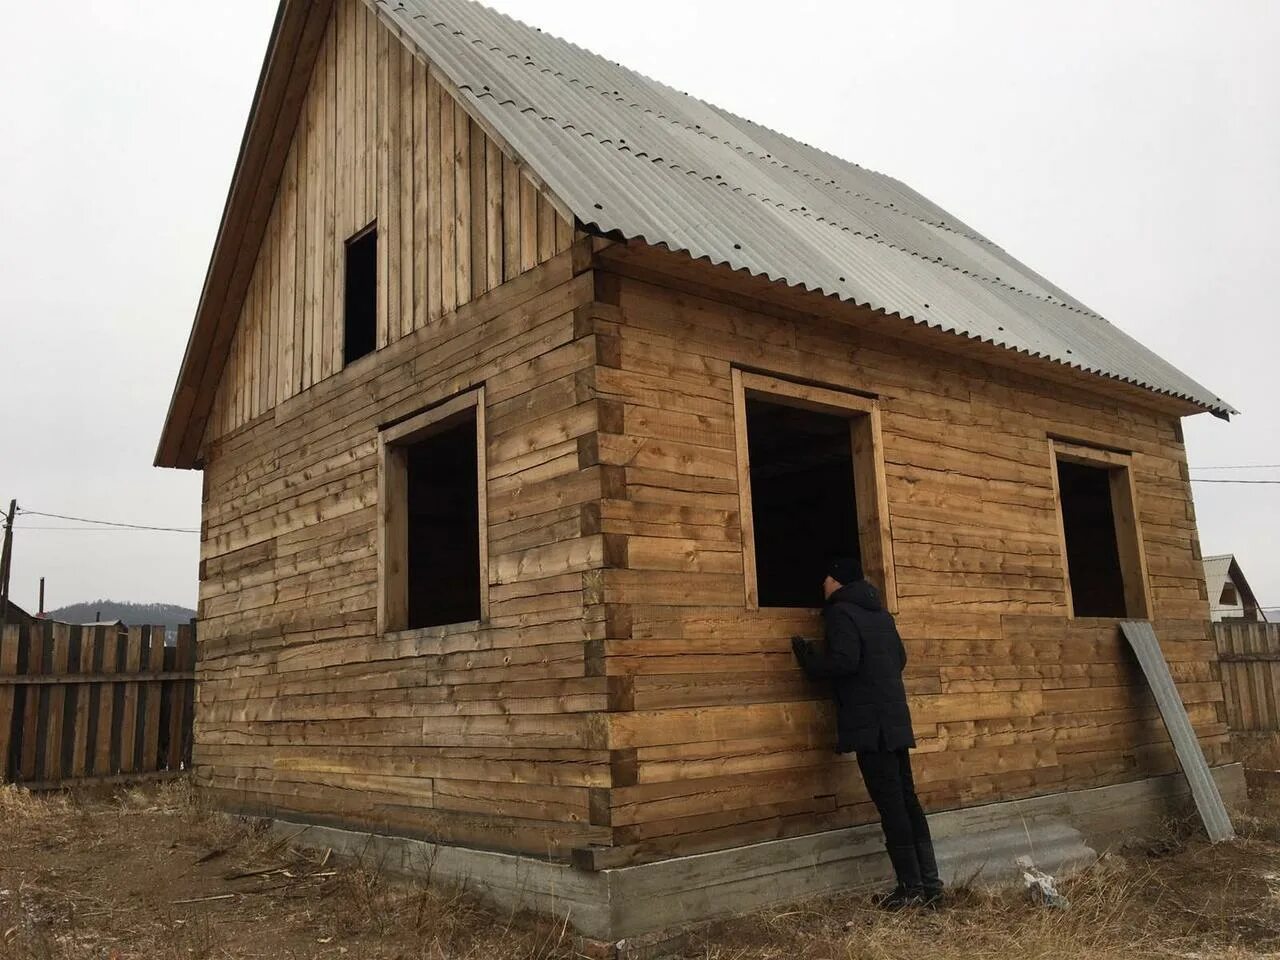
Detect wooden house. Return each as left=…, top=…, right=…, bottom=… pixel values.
left=1204, top=554, right=1268, bottom=623
left=156, top=0, right=1242, bottom=939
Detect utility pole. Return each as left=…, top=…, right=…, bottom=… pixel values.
left=38, top=576, right=45, bottom=617
left=0, top=499, right=16, bottom=634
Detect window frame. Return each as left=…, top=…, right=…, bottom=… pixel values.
left=377, top=387, right=488, bottom=636
left=1048, top=438, right=1152, bottom=620
left=731, top=369, right=897, bottom=613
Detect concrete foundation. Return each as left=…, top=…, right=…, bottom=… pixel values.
left=265, top=763, right=1246, bottom=944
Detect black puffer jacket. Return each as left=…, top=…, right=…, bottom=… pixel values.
left=794, top=581, right=915, bottom=753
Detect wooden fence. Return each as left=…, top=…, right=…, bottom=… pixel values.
left=1214, top=620, right=1280, bottom=778
left=0, top=621, right=195, bottom=789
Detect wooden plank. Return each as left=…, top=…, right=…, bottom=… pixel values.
left=352, top=0, right=366, bottom=220
left=427, top=70, right=443, bottom=324
left=321, top=17, right=338, bottom=378
left=398, top=39, right=414, bottom=341
left=537, top=192, right=555, bottom=263
left=365, top=1, right=377, bottom=223
left=167, top=623, right=196, bottom=771
left=94, top=629, right=118, bottom=776
left=42, top=622, right=71, bottom=783
left=729, top=368, right=757, bottom=610
left=119, top=627, right=143, bottom=774
left=377, top=440, right=409, bottom=635
left=485, top=138, right=502, bottom=291
left=70, top=625, right=95, bottom=778
left=376, top=15, right=392, bottom=349
left=1046, top=441, right=1075, bottom=616
left=440, top=85, right=457, bottom=313
left=853, top=406, right=899, bottom=613
left=0, top=625, right=18, bottom=781
left=19, top=621, right=45, bottom=781
left=520, top=174, right=538, bottom=272
left=141, top=626, right=166, bottom=772
left=476, top=384, right=490, bottom=622
left=502, top=154, right=520, bottom=282
left=455, top=102, right=472, bottom=308
left=301, top=57, right=318, bottom=390
left=1111, top=465, right=1152, bottom=619
left=470, top=118, right=487, bottom=300
left=412, top=55, right=427, bottom=332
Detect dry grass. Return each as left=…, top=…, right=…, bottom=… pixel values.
left=1, top=782, right=1278, bottom=959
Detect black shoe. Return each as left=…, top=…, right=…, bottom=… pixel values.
left=914, top=840, right=944, bottom=904
left=872, top=885, right=925, bottom=911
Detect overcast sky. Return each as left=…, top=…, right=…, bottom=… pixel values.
left=1, top=1, right=1276, bottom=614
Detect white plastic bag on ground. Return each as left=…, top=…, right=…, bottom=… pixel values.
left=1016, top=855, right=1070, bottom=909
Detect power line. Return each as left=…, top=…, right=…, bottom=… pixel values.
left=1189, top=478, right=1280, bottom=485
left=1190, top=464, right=1280, bottom=471
left=16, top=508, right=198, bottom=534
left=12, top=525, right=197, bottom=533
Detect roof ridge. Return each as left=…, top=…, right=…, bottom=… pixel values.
left=411, top=9, right=997, bottom=249
left=463, top=87, right=1102, bottom=322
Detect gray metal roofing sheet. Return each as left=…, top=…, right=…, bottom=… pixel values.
left=373, top=0, right=1233, bottom=415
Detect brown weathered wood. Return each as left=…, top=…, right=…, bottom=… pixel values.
left=167, top=624, right=197, bottom=771
left=19, top=621, right=46, bottom=781
left=0, top=625, right=18, bottom=781
left=95, top=628, right=119, bottom=776
left=119, top=627, right=143, bottom=774
left=70, top=625, right=96, bottom=777
left=42, top=623, right=72, bottom=782
left=141, top=626, right=167, bottom=772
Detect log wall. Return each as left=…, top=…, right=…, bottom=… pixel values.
left=578, top=261, right=1232, bottom=866
left=197, top=246, right=617, bottom=856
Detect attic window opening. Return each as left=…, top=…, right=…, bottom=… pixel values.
left=378, top=391, right=488, bottom=634
left=1220, top=583, right=1238, bottom=606
left=734, top=371, right=896, bottom=612
left=344, top=224, right=377, bottom=366
left=1051, top=441, right=1150, bottom=620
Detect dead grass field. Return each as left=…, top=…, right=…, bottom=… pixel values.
left=1, top=781, right=1278, bottom=960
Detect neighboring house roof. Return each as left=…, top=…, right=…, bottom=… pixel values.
left=156, top=0, right=1234, bottom=467
left=1203, top=553, right=1267, bottom=621
left=1, top=598, right=35, bottom=625
left=373, top=0, right=1233, bottom=418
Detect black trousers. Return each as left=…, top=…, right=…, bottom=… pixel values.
left=855, top=748, right=933, bottom=850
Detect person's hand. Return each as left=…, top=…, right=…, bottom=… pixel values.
left=791, top=636, right=808, bottom=659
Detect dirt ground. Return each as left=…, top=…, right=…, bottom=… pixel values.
left=1, top=782, right=1279, bottom=960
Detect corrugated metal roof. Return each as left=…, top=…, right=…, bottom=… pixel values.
left=373, top=0, right=1234, bottom=416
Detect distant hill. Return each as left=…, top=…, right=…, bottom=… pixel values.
left=45, top=600, right=195, bottom=628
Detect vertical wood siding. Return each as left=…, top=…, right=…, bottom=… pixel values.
left=206, top=0, right=572, bottom=444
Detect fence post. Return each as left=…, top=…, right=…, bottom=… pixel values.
left=0, top=624, right=18, bottom=783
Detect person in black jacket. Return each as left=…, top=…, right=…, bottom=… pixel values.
left=791, top=557, right=943, bottom=909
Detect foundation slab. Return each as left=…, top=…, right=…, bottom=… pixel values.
left=264, top=763, right=1246, bottom=944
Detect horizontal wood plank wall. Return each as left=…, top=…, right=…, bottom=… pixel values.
left=580, top=269, right=1230, bottom=866
left=196, top=238, right=608, bottom=855
left=205, top=0, right=572, bottom=446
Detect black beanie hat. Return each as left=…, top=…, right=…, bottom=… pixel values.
left=827, top=556, right=863, bottom=586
